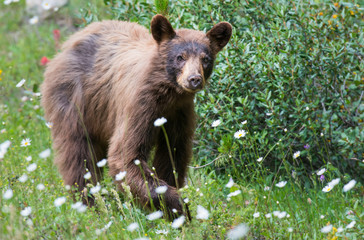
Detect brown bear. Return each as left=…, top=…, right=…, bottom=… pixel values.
left=41, top=14, right=232, bottom=218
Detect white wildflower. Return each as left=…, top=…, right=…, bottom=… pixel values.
left=343, top=180, right=356, bottom=192
left=241, top=120, right=247, bottom=125
left=320, top=224, right=333, bottom=233
left=277, top=211, right=287, bottom=218
left=257, top=157, right=263, bottom=162
left=45, top=122, right=52, bottom=128
left=266, top=112, right=273, bottom=116
left=84, top=172, right=91, bottom=180
left=346, top=221, right=356, bottom=229
left=293, top=151, right=300, bottom=159
left=171, top=215, right=185, bottom=228
left=253, top=212, right=260, bottom=218
left=265, top=213, right=272, bottom=218
left=227, top=223, right=249, bottom=240
left=275, top=181, right=287, bottom=188
left=156, top=229, right=168, bottom=235
left=41, top=0, right=52, bottom=10
left=97, top=159, right=107, bottom=167
left=196, top=205, right=209, bottom=220
left=155, top=185, right=168, bottom=194
left=20, top=138, right=31, bottom=147
left=134, top=159, right=140, bottom=165
left=317, top=168, right=326, bottom=175
left=16, top=79, right=26, bottom=87
left=19, top=174, right=28, bottom=182
left=234, top=130, right=246, bottom=139
left=322, top=185, right=332, bottom=192
left=20, top=207, right=32, bottom=217
left=337, top=227, right=344, bottom=232
left=211, top=119, right=221, bottom=127
left=288, top=227, right=293, bottom=232
left=328, top=178, right=340, bottom=187
left=54, top=197, right=66, bottom=207
left=4, top=0, right=12, bottom=5
left=29, top=16, right=39, bottom=24
left=127, top=222, right=139, bottom=232
left=225, top=178, right=234, bottom=188
left=227, top=190, right=241, bottom=198
left=26, top=163, right=37, bottom=172
left=36, top=184, right=45, bottom=190
left=26, top=156, right=32, bottom=161
left=264, top=186, right=270, bottom=191
left=154, top=117, right=167, bottom=127
left=90, top=184, right=101, bottom=194
left=0, top=140, right=11, bottom=159
left=39, top=148, right=51, bottom=158
left=183, top=198, right=189, bottom=203
left=3, top=189, right=13, bottom=200
left=146, top=210, right=163, bottom=221
left=115, top=171, right=127, bottom=181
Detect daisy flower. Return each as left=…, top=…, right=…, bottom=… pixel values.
left=346, top=221, right=356, bottom=229
left=16, top=79, right=26, bottom=88
left=196, top=205, right=209, bottom=220
left=155, top=185, right=168, bottom=194
left=225, top=178, right=234, bottom=188
left=36, top=184, right=45, bottom=190
left=316, top=168, right=326, bottom=175
left=322, top=185, right=332, bottom=192
left=257, top=157, right=263, bottom=162
left=227, top=223, right=249, bottom=239
left=19, top=174, right=28, bottom=182
left=343, top=180, right=356, bottom=192
left=211, top=119, right=221, bottom=127
left=97, top=159, right=107, bottom=167
left=41, top=0, right=52, bottom=10
left=20, top=207, right=32, bottom=217
left=54, top=197, right=66, bottom=207
left=90, top=184, right=101, bottom=194
left=171, top=215, right=185, bottom=228
left=154, top=117, right=167, bottom=127
left=293, top=151, right=300, bottom=159
left=45, top=122, right=52, bottom=128
left=29, top=16, right=39, bottom=25
left=127, top=222, right=139, bottom=232
left=227, top=190, right=241, bottom=198
left=21, top=138, right=31, bottom=147
left=275, top=181, right=287, bottom=188
left=115, top=171, right=126, bottom=181
left=320, top=225, right=333, bottom=233
left=146, top=210, right=163, bottom=221
left=39, top=149, right=51, bottom=158
left=3, top=189, right=13, bottom=200
left=328, top=178, right=340, bottom=187
left=253, top=212, right=260, bottom=218
left=234, top=130, right=246, bottom=139
left=84, top=172, right=91, bottom=180
left=26, top=163, right=37, bottom=172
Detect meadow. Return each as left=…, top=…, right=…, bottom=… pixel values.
left=0, top=0, right=363, bottom=239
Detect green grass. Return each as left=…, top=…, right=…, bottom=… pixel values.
left=0, top=1, right=363, bottom=239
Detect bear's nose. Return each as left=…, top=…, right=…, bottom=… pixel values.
left=187, top=75, right=203, bottom=89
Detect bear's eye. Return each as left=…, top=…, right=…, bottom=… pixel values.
left=202, top=56, right=209, bottom=64
left=177, top=55, right=185, bottom=62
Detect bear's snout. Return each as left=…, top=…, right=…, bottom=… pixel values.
left=187, top=74, right=203, bottom=90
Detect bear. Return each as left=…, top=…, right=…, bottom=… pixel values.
left=41, top=14, right=232, bottom=219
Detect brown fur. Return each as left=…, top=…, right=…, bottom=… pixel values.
left=41, top=15, right=231, bottom=219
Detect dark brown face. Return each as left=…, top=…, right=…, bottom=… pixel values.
left=166, top=41, right=214, bottom=93
left=150, top=14, right=232, bottom=93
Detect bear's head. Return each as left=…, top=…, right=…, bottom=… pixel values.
left=151, top=15, right=232, bottom=93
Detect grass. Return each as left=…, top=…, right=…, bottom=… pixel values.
left=0, top=1, right=363, bottom=239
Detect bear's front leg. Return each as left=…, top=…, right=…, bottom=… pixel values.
left=108, top=121, right=186, bottom=220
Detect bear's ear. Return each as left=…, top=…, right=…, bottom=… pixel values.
left=206, top=22, right=232, bottom=54
left=151, top=15, right=176, bottom=44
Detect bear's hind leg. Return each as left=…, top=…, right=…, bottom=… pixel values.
left=53, top=133, right=105, bottom=204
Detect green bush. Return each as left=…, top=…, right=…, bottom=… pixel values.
left=83, top=0, right=363, bottom=182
